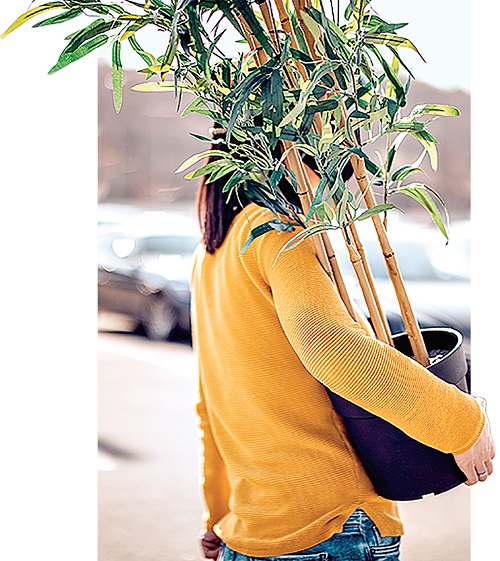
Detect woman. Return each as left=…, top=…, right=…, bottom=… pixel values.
left=190, top=131, right=494, bottom=561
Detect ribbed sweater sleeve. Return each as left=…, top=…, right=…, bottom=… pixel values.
left=252, top=226, right=484, bottom=455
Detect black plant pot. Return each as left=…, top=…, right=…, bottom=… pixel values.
left=327, top=327, right=469, bottom=501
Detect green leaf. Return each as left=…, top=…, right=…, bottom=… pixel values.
left=279, top=60, right=340, bottom=127
left=355, top=203, right=398, bottom=221
left=49, top=34, right=108, bottom=74
left=364, top=33, right=425, bottom=61
left=222, top=169, right=248, bottom=193
left=189, top=132, right=218, bottom=143
left=394, top=183, right=449, bottom=240
left=181, top=96, right=208, bottom=118
left=351, top=0, right=371, bottom=31
left=184, top=160, right=226, bottom=179
left=111, top=41, right=123, bottom=113
left=208, top=163, right=240, bottom=183
left=61, top=18, right=114, bottom=54
left=214, top=0, right=245, bottom=40
left=390, top=148, right=427, bottom=182
left=411, top=129, right=439, bottom=171
left=1, top=2, right=65, bottom=38
left=32, top=8, right=82, bottom=28
left=390, top=165, right=424, bottom=183
left=239, top=219, right=295, bottom=255
left=175, top=150, right=230, bottom=174
left=411, top=104, right=460, bottom=117
left=161, top=25, right=179, bottom=77
left=277, top=222, right=336, bottom=257
left=335, top=188, right=350, bottom=226
left=224, top=65, right=273, bottom=139
left=127, top=35, right=157, bottom=67
left=365, top=44, right=405, bottom=105
left=120, top=20, right=148, bottom=42
left=240, top=222, right=274, bottom=255
left=231, top=0, right=274, bottom=56
left=386, top=122, right=439, bottom=170
left=314, top=201, right=336, bottom=223
left=300, top=9, right=324, bottom=57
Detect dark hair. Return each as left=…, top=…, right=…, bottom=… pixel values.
left=196, top=129, right=355, bottom=254
left=196, top=132, right=302, bottom=254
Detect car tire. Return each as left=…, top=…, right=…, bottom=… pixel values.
left=142, top=295, right=176, bottom=341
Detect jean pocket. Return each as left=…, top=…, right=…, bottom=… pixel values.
left=369, top=536, right=401, bottom=560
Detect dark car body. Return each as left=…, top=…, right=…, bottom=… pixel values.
left=98, top=211, right=200, bottom=340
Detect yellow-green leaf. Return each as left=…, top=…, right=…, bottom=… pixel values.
left=1, top=2, right=65, bottom=38
left=318, top=113, right=334, bottom=151
left=300, top=9, right=323, bottom=56
left=131, top=81, right=195, bottom=93
left=411, top=104, right=460, bottom=117
left=111, top=41, right=123, bottom=114
left=175, top=150, right=229, bottom=174
left=364, top=33, right=424, bottom=60
left=386, top=54, right=399, bottom=98
left=411, top=131, right=439, bottom=171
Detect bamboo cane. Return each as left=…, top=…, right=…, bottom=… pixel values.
left=271, top=0, right=310, bottom=82
left=271, top=0, right=323, bottom=136
left=284, top=141, right=357, bottom=320
left=346, top=216, right=394, bottom=342
left=315, top=33, right=429, bottom=363
left=247, top=4, right=358, bottom=321
left=273, top=0, right=391, bottom=342
left=258, top=1, right=279, bottom=47
left=253, top=1, right=395, bottom=339
left=237, top=13, right=268, bottom=67
left=351, top=155, right=430, bottom=365
left=238, top=2, right=410, bottom=346
left=342, top=231, right=392, bottom=345
left=291, top=0, right=317, bottom=57
left=266, top=12, right=391, bottom=342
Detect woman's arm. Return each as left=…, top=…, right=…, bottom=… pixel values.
left=252, top=227, right=486, bottom=456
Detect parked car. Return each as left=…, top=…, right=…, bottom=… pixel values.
left=98, top=211, right=200, bottom=340
left=329, top=219, right=471, bottom=356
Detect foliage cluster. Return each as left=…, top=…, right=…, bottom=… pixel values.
left=2, top=0, right=459, bottom=246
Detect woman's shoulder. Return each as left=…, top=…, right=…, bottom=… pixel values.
left=233, top=203, right=314, bottom=267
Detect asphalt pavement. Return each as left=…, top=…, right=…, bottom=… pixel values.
left=98, top=319, right=472, bottom=561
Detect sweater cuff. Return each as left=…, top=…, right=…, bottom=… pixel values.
left=450, top=406, right=486, bottom=455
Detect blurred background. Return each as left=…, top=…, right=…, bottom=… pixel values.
left=97, top=2, right=475, bottom=561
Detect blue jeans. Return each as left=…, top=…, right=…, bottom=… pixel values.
left=219, top=509, right=401, bottom=561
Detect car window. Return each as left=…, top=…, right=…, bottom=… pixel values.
left=335, top=238, right=470, bottom=282
left=366, top=241, right=470, bottom=281
left=140, top=235, right=199, bottom=257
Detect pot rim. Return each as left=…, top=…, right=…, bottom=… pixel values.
left=391, top=327, right=464, bottom=368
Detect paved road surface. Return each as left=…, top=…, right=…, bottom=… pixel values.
left=98, top=323, right=471, bottom=561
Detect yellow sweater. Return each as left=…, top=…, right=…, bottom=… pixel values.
left=191, top=203, right=484, bottom=557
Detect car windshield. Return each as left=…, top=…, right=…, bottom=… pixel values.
left=358, top=239, right=470, bottom=282
left=140, top=235, right=200, bottom=257
left=332, top=231, right=470, bottom=283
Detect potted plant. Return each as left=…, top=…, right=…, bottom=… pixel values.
left=2, top=0, right=470, bottom=500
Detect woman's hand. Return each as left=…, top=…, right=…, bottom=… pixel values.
left=453, top=397, right=495, bottom=485
left=201, top=530, right=222, bottom=560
